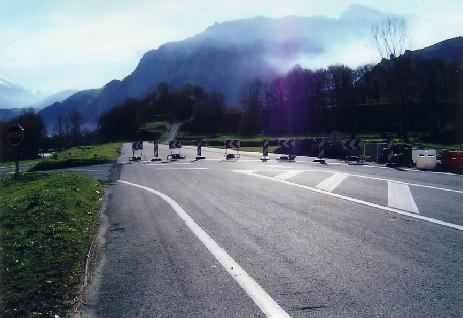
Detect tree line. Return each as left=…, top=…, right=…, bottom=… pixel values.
left=237, top=56, right=462, bottom=142
left=2, top=54, right=462, bottom=162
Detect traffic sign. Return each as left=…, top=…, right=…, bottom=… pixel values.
left=278, top=139, right=295, bottom=149
left=132, top=141, right=143, bottom=151
left=169, top=140, right=182, bottom=149
left=5, top=124, right=24, bottom=146
left=224, top=140, right=240, bottom=149
left=343, top=139, right=362, bottom=151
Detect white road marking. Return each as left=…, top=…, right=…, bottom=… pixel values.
left=274, top=170, right=303, bottom=180
left=118, top=180, right=290, bottom=318
left=66, top=169, right=107, bottom=172
left=147, top=167, right=208, bottom=170
left=233, top=170, right=463, bottom=232
left=264, top=164, right=297, bottom=169
left=239, top=168, right=463, bottom=194
left=388, top=181, right=420, bottom=214
left=316, top=173, right=348, bottom=192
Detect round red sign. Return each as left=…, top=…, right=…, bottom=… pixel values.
left=5, top=124, right=24, bottom=146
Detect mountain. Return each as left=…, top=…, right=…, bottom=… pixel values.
left=40, top=6, right=462, bottom=132
left=0, top=108, right=26, bottom=121
left=31, top=89, right=78, bottom=110
left=39, top=4, right=399, bottom=131
left=0, top=78, right=46, bottom=109
left=405, top=36, right=463, bottom=63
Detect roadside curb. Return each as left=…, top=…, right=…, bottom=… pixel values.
left=69, top=162, right=118, bottom=318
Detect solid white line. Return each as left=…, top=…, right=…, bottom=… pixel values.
left=274, top=170, right=303, bottom=181
left=388, top=181, right=420, bottom=214
left=234, top=170, right=463, bottom=232
left=316, top=173, right=348, bottom=192
left=118, top=180, right=290, bottom=318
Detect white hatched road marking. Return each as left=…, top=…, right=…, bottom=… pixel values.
left=316, top=173, right=349, bottom=192
left=147, top=167, right=208, bottom=170
left=241, top=169, right=463, bottom=194
left=388, top=181, right=420, bottom=214
left=233, top=170, right=463, bottom=232
left=118, top=180, right=291, bottom=318
left=274, top=170, right=303, bottom=180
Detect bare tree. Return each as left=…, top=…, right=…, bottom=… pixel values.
left=371, top=17, right=408, bottom=59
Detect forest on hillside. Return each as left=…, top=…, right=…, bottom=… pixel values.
left=98, top=54, right=463, bottom=143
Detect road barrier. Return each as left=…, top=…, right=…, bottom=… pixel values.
left=442, top=150, right=463, bottom=173
left=151, top=142, right=162, bottom=162
left=224, top=140, right=240, bottom=159
left=130, top=141, right=144, bottom=161
left=167, top=140, right=185, bottom=160
left=277, top=138, right=296, bottom=161
left=196, top=140, right=205, bottom=160
left=260, top=139, right=269, bottom=161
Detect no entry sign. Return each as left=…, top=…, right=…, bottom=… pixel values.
left=5, top=124, right=24, bottom=146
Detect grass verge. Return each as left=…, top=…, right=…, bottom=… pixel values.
left=144, top=121, right=171, bottom=141
left=0, top=172, right=105, bottom=317
left=31, top=143, right=121, bottom=171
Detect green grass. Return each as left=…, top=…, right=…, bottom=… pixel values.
left=31, top=143, right=121, bottom=171
left=0, top=172, right=105, bottom=317
left=144, top=121, right=171, bottom=141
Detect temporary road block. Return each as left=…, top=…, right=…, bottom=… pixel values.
left=442, top=150, right=463, bottom=173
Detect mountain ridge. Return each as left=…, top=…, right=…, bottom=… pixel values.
left=36, top=5, right=462, bottom=132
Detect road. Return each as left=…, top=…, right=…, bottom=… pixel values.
left=81, top=143, right=463, bottom=318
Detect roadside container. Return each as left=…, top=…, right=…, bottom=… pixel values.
left=412, top=149, right=436, bottom=163
left=442, top=150, right=463, bottom=173
left=415, top=150, right=437, bottom=170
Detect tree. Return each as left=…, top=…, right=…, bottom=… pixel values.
left=69, top=111, right=82, bottom=145
left=371, top=17, right=408, bottom=59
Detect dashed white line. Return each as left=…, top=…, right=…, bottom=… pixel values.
left=388, top=181, right=420, bottom=214
left=316, top=173, right=349, bottom=192
left=118, top=180, right=290, bottom=318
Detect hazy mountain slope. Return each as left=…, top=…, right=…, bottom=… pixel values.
left=0, top=78, right=45, bottom=109
left=39, top=5, right=397, bottom=130
left=0, top=108, right=24, bottom=121
left=32, top=90, right=78, bottom=110
left=39, top=5, right=462, bottom=132
left=408, top=36, right=463, bottom=63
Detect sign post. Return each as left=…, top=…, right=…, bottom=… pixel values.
left=5, top=124, right=24, bottom=176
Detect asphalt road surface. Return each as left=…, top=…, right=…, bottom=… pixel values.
left=81, top=143, right=463, bottom=318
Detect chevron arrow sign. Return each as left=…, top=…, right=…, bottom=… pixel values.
left=278, top=138, right=295, bottom=149
left=343, top=139, right=362, bottom=150
left=132, top=141, right=143, bottom=151
left=169, top=140, right=183, bottom=149
left=224, top=140, right=240, bottom=148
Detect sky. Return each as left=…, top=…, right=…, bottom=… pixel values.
left=1, top=0, right=462, bottom=94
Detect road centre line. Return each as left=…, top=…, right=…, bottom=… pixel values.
left=118, top=180, right=291, bottom=318
left=233, top=170, right=463, bottom=232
